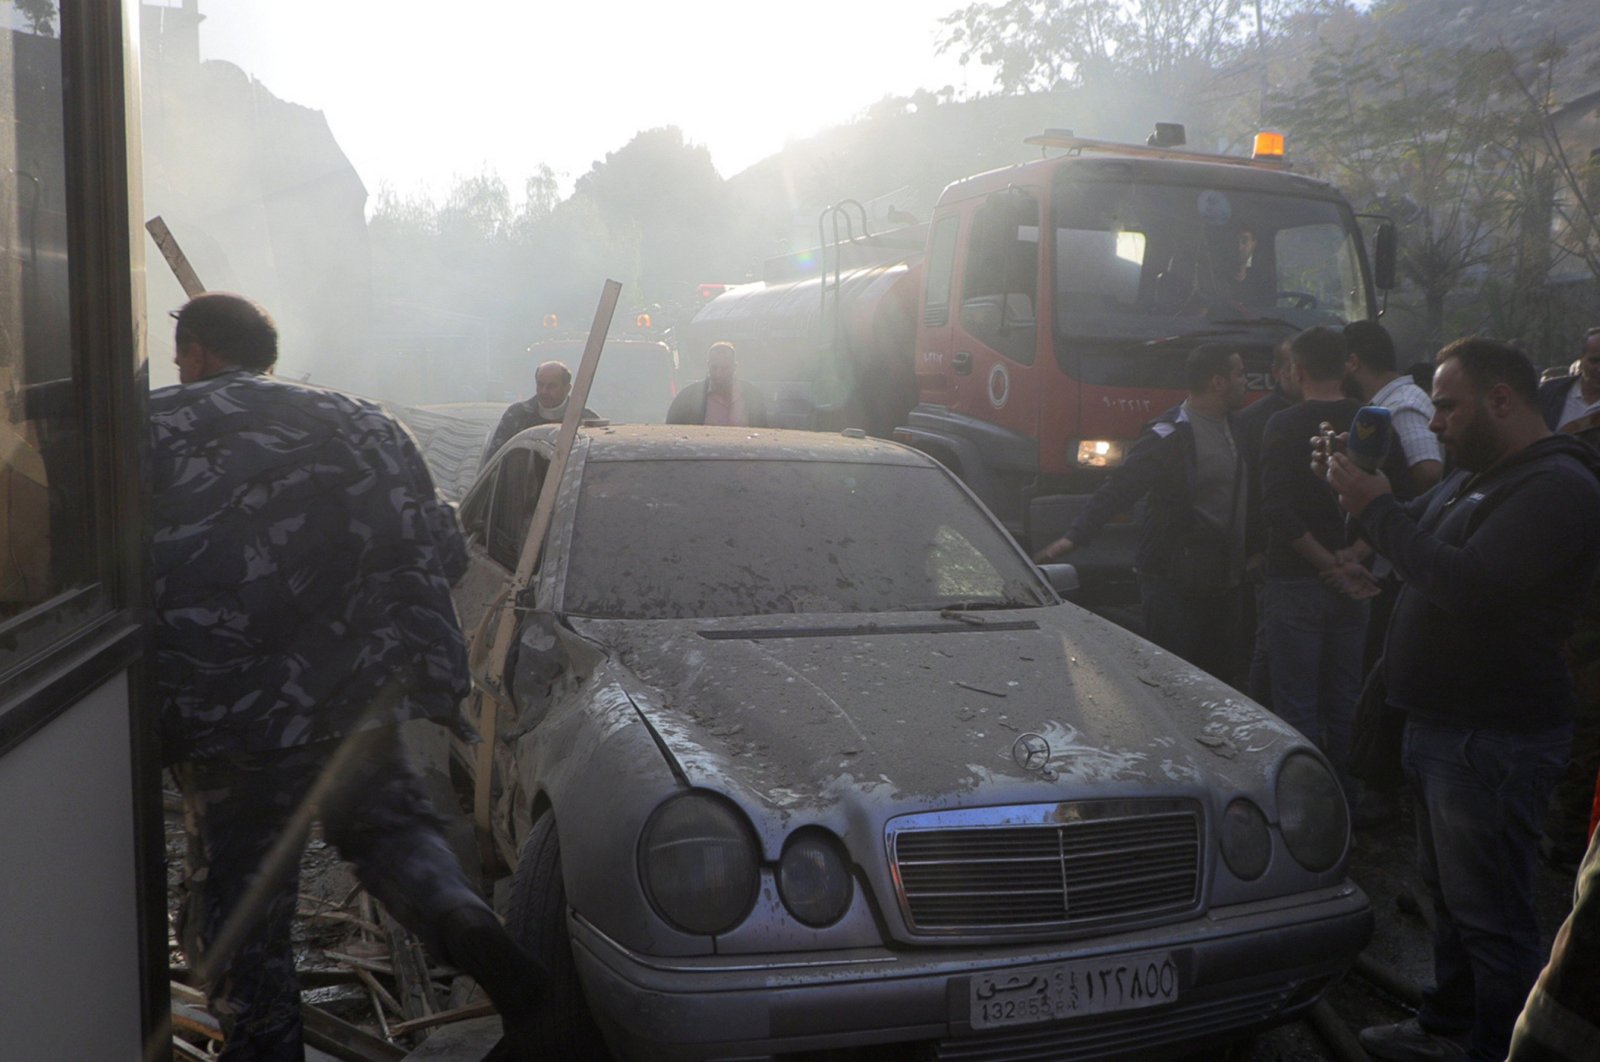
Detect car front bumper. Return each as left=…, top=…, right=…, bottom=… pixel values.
left=569, top=881, right=1373, bottom=1061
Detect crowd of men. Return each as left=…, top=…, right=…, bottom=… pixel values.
left=148, top=290, right=1600, bottom=1061
left=1040, top=321, right=1600, bottom=1062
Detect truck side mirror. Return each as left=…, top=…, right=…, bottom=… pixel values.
left=1374, top=222, right=1397, bottom=291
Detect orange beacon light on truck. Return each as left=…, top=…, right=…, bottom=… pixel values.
left=1252, top=132, right=1285, bottom=161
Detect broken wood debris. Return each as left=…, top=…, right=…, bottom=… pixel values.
left=169, top=883, right=499, bottom=1061
left=387, top=1000, right=498, bottom=1038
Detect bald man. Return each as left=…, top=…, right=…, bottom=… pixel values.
left=484, top=359, right=597, bottom=463
left=667, top=342, right=769, bottom=427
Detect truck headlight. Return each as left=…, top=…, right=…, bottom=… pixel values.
left=778, top=829, right=853, bottom=927
left=1276, top=753, right=1349, bottom=872
left=640, top=792, right=760, bottom=935
left=1220, top=798, right=1271, bottom=880
left=1075, top=440, right=1126, bottom=468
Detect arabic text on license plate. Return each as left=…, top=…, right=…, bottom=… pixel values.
left=968, top=952, right=1179, bottom=1030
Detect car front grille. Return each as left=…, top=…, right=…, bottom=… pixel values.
left=889, top=801, right=1202, bottom=933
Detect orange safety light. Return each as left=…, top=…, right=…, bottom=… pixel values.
left=1252, top=132, right=1285, bottom=161
left=635, top=313, right=652, bottom=329
left=542, top=313, right=558, bottom=329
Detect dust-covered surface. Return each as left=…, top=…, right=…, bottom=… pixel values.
left=577, top=602, right=1298, bottom=820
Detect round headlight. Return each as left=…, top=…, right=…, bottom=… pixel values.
left=1220, top=798, right=1271, bottom=880
left=778, top=829, right=853, bottom=927
left=640, top=792, right=760, bottom=935
left=1276, top=752, right=1349, bottom=872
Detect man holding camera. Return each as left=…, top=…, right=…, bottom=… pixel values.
left=1328, top=338, right=1600, bottom=1062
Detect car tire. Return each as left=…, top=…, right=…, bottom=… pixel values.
left=506, top=810, right=611, bottom=1057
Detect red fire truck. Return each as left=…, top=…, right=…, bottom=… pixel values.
left=685, top=126, right=1395, bottom=594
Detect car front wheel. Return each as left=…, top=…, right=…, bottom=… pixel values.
left=505, top=810, right=610, bottom=1057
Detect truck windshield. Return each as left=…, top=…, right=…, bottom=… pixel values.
left=1052, top=177, right=1370, bottom=339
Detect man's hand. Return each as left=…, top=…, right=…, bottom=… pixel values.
left=1326, top=452, right=1392, bottom=518
left=1034, top=536, right=1075, bottom=563
left=1321, top=558, right=1381, bottom=600
left=1309, top=423, right=1345, bottom=480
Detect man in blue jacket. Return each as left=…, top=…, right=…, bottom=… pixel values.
left=1035, top=343, right=1247, bottom=679
left=1328, top=338, right=1600, bottom=1062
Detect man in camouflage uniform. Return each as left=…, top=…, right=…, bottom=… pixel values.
left=151, top=292, right=544, bottom=1061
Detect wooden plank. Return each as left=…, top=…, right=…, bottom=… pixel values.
left=473, top=279, right=621, bottom=869
left=145, top=215, right=206, bottom=297
left=387, top=1000, right=496, bottom=1038
left=301, top=1002, right=407, bottom=1061
left=381, top=906, right=442, bottom=1021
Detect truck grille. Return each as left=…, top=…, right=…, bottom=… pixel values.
left=889, top=802, right=1202, bottom=932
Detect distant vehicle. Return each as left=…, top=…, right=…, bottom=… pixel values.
left=489, top=337, right=679, bottom=425
left=685, top=125, right=1397, bottom=598
left=451, top=423, right=1372, bottom=1061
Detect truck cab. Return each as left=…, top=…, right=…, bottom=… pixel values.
left=897, top=129, right=1391, bottom=596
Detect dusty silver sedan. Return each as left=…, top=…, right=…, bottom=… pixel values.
left=450, top=424, right=1370, bottom=1061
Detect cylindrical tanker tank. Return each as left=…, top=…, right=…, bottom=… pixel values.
left=682, top=256, right=921, bottom=439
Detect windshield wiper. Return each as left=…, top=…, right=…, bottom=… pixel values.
left=884, top=599, right=1035, bottom=618
left=1145, top=319, right=1298, bottom=346
left=1144, top=328, right=1238, bottom=346
left=1207, top=317, right=1301, bottom=330
left=941, top=599, right=1038, bottom=610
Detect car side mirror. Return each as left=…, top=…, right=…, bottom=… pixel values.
left=1037, top=562, right=1080, bottom=600
left=508, top=612, right=566, bottom=730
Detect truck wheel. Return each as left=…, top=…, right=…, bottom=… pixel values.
left=505, top=810, right=610, bottom=1056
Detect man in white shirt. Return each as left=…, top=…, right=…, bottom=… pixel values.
left=1537, top=327, right=1600, bottom=432
left=1345, top=320, right=1443, bottom=497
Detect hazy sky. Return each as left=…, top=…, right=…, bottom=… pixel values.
left=189, top=0, right=987, bottom=202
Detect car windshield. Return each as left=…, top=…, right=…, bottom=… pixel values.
left=561, top=459, right=1049, bottom=619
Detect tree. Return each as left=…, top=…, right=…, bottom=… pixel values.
left=1272, top=40, right=1526, bottom=341
left=936, top=0, right=1125, bottom=93
left=566, top=127, right=732, bottom=303
left=14, top=0, right=56, bottom=36
left=936, top=0, right=1281, bottom=94
left=1485, top=44, right=1600, bottom=285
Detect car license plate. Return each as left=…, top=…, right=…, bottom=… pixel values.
left=968, top=952, right=1180, bottom=1030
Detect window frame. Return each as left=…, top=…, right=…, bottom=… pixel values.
left=958, top=191, right=1041, bottom=366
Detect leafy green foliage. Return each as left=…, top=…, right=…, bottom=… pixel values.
left=13, top=0, right=56, bottom=36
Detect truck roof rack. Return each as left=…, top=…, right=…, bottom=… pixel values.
left=1023, top=130, right=1290, bottom=170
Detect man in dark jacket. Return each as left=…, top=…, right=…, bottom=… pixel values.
left=152, top=293, right=546, bottom=1060
left=1258, top=326, right=1387, bottom=793
left=1035, top=343, right=1247, bottom=679
left=667, top=341, right=769, bottom=427
left=1329, top=338, right=1600, bottom=1062
left=484, top=359, right=597, bottom=464
left=1235, top=336, right=1301, bottom=705
left=1536, top=326, right=1600, bottom=431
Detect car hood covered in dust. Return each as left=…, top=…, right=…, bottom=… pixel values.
left=570, top=605, right=1302, bottom=822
